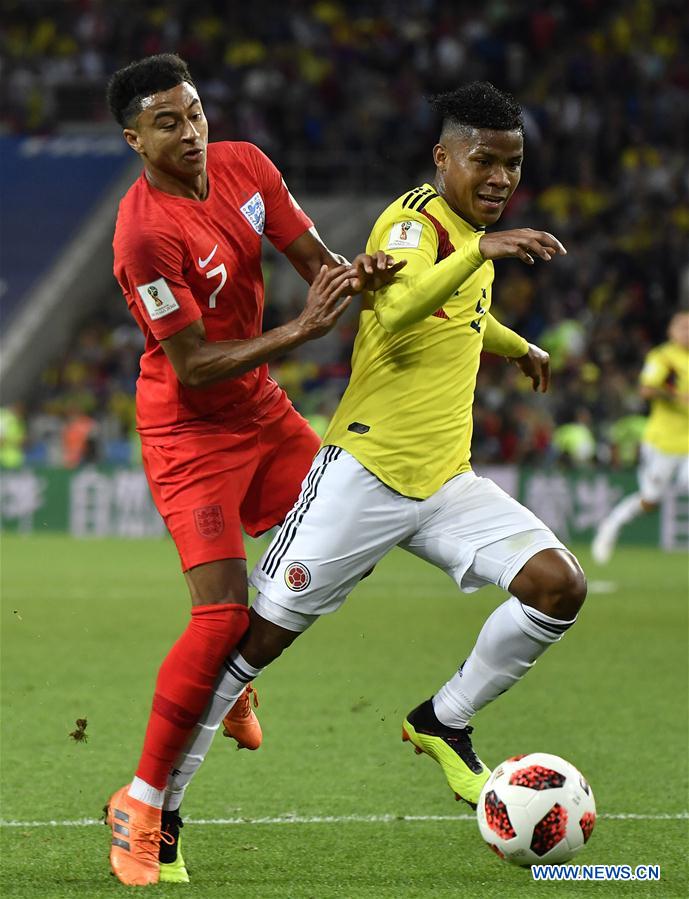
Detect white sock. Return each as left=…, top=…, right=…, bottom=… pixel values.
left=163, top=652, right=264, bottom=810
left=600, top=492, right=644, bottom=534
left=128, top=776, right=165, bottom=809
left=433, top=596, right=577, bottom=729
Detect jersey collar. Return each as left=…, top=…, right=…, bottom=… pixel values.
left=423, top=183, right=486, bottom=235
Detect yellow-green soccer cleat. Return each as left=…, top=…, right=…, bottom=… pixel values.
left=402, top=698, right=491, bottom=808
left=159, top=812, right=190, bottom=884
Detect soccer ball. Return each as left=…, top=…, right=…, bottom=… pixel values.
left=476, top=752, right=596, bottom=866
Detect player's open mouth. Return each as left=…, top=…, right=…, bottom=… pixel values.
left=183, top=149, right=204, bottom=161
left=476, top=195, right=505, bottom=208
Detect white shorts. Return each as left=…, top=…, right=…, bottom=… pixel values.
left=250, top=447, right=566, bottom=631
left=638, top=442, right=689, bottom=503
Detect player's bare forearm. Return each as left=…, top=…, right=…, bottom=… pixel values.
left=284, top=229, right=341, bottom=284
left=284, top=229, right=405, bottom=292
left=162, top=319, right=313, bottom=387
left=640, top=385, right=686, bottom=404
left=162, top=265, right=355, bottom=387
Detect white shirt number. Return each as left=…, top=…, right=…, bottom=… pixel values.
left=205, top=263, right=227, bottom=309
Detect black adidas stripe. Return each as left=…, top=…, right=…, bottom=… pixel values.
left=263, top=446, right=341, bottom=577
left=262, top=446, right=334, bottom=577
left=264, top=445, right=341, bottom=577
left=521, top=605, right=575, bottom=634
left=407, top=189, right=434, bottom=211
left=402, top=186, right=431, bottom=209
left=262, top=455, right=323, bottom=575
left=416, top=192, right=438, bottom=212
left=223, top=657, right=253, bottom=684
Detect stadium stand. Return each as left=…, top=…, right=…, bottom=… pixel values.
left=1, top=0, right=687, bottom=471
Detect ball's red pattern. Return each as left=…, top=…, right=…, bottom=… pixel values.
left=579, top=811, right=596, bottom=843
left=509, top=764, right=566, bottom=790
left=484, top=790, right=517, bottom=840
left=530, top=803, right=569, bottom=856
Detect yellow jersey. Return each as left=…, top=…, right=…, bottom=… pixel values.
left=324, top=183, right=527, bottom=498
left=640, top=342, right=689, bottom=454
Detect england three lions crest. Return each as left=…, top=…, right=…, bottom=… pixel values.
left=240, top=192, right=265, bottom=235
left=194, top=504, right=225, bottom=539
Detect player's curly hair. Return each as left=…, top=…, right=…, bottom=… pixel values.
left=106, top=54, right=195, bottom=127
left=429, top=82, right=523, bottom=134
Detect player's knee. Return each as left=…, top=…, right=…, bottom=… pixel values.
left=542, top=554, right=587, bottom=619
left=516, top=550, right=587, bottom=620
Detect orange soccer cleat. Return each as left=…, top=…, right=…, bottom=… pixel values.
left=104, top=784, right=167, bottom=886
left=222, top=683, right=262, bottom=750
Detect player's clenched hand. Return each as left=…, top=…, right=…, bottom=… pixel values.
left=296, top=264, right=356, bottom=339
left=350, top=251, right=407, bottom=292
left=512, top=343, right=551, bottom=393
left=479, top=229, right=566, bottom=265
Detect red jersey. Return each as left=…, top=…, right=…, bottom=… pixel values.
left=113, top=141, right=312, bottom=442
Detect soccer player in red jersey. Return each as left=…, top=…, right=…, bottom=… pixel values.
left=104, top=53, right=402, bottom=886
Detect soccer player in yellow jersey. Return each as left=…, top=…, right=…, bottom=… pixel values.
left=592, top=311, right=689, bottom=563
left=169, top=82, right=587, bottom=809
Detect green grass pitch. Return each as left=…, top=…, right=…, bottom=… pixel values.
left=1, top=534, right=687, bottom=898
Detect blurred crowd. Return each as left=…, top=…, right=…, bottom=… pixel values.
left=2, top=0, right=688, bottom=469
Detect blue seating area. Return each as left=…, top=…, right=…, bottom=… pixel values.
left=0, top=134, right=132, bottom=326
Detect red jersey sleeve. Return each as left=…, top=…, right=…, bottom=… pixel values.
left=246, top=144, right=313, bottom=251
left=118, top=227, right=202, bottom=341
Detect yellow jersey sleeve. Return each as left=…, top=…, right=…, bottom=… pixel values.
left=366, top=194, right=485, bottom=333
left=482, top=311, right=529, bottom=358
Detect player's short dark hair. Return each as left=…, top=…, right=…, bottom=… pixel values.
left=429, top=82, right=523, bottom=135
left=106, top=54, right=195, bottom=127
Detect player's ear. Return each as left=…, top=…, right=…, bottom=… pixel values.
left=433, top=143, right=447, bottom=172
left=123, top=128, right=145, bottom=157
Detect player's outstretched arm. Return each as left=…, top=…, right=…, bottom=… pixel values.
left=640, top=384, right=689, bottom=404
left=284, top=229, right=405, bottom=292
left=374, top=234, right=485, bottom=333
left=161, top=264, right=355, bottom=388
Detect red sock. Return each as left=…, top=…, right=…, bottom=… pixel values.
left=135, top=602, right=249, bottom=790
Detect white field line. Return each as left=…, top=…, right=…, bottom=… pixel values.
left=0, top=812, right=687, bottom=828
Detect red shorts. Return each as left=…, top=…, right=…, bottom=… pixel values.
left=142, top=399, right=320, bottom=570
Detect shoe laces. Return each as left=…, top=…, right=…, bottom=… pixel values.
left=160, top=814, right=182, bottom=864
left=234, top=683, right=259, bottom=718
left=161, top=813, right=183, bottom=844
left=131, top=826, right=169, bottom=862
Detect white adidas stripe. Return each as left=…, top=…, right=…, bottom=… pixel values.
left=1, top=812, right=686, bottom=828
